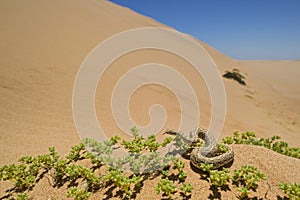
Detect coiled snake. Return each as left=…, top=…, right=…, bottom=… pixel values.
left=190, top=128, right=234, bottom=169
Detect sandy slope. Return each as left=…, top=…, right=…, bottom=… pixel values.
left=219, top=60, right=300, bottom=146
left=0, top=0, right=299, bottom=199
left=0, top=0, right=167, bottom=164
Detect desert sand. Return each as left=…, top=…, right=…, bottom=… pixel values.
left=0, top=0, right=299, bottom=199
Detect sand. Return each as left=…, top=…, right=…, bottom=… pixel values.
left=0, top=0, right=299, bottom=199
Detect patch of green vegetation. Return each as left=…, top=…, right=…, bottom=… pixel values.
left=199, top=163, right=266, bottom=199
left=222, top=131, right=300, bottom=159
left=0, top=129, right=299, bottom=200
left=66, top=187, right=91, bottom=200
left=279, top=182, right=300, bottom=200
left=154, top=177, right=177, bottom=198
left=0, top=128, right=193, bottom=199
left=15, top=192, right=29, bottom=200
left=104, top=167, right=142, bottom=198
left=180, top=183, right=193, bottom=198
left=233, top=165, right=266, bottom=199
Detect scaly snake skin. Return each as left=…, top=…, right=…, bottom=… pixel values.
left=190, top=128, right=234, bottom=169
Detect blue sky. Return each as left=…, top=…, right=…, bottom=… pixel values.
left=109, top=0, right=300, bottom=60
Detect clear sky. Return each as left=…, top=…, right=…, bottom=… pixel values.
left=109, top=0, right=300, bottom=60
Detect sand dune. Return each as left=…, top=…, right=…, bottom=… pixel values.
left=0, top=0, right=299, bottom=199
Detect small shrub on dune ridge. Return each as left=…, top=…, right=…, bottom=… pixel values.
left=223, top=68, right=246, bottom=85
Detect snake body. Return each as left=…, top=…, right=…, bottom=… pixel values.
left=190, top=128, right=234, bottom=169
